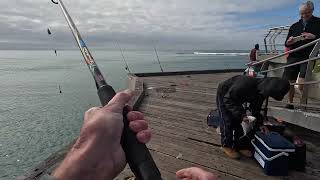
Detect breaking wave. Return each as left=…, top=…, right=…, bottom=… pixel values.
left=193, top=52, right=249, bottom=56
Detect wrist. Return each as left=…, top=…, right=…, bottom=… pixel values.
left=53, top=139, right=116, bottom=180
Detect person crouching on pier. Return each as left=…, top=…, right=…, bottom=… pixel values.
left=216, top=75, right=290, bottom=159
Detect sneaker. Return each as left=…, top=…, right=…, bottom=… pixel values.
left=221, top=147, right=240, bottom=159
left=285, top=104, right=294, bottom=110
left=239, top=149, right=253, bottom=158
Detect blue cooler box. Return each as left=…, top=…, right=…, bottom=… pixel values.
left=251, top=132, right=295, bottom=176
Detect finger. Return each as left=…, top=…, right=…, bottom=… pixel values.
left=127, top=111, right=144, bottom=122
left=176, top=168, right=192, bottom=179
left=104, top=89, right=133, bottom=112
left=129, top=120, right=148, bottom=133
left=136, top=129, right=152, bottom=144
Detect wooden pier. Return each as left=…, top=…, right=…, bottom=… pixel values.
left=21, top=70, right=320, bottom=180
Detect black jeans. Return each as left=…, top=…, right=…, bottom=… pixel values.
left=216, top=95, right=255, bottom=149
left=216, top=94, right=244, bottom=148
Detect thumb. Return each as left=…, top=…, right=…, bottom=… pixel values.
left=176, top=168, right=193, bottom=179
left=103, top=89, right=133, bottom=113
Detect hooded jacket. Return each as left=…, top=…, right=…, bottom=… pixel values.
left=217, top=75, right=290, bottom=126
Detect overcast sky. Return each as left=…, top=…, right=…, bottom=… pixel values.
left=0, top=0, right=319, bottom=50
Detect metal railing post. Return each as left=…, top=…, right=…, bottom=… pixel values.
left=264, top=38, right=268, bottom=53
left=264, top=31, right=271, bottom=53
left=300, top=41, right=320, bottom=104
left=273, top=29, right=283, bottom=53
left=269, top=31, right=277, bottom=53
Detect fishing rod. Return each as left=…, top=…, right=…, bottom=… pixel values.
left=50, top=0, right=161, bottom=179
left=115, top=41, right=131, bottom=73
left=152, top=42, right=164, bottom=72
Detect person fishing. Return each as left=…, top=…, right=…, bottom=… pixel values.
left=41, top=90, right=216, bottom=180
left=216, top=75, right=290, bottom=159
left=46, top=1, right=217, bottom=179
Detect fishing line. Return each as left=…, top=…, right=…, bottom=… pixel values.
left=115, top=41, right=131, bottom=73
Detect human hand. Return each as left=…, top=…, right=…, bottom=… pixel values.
left=176, top=167, right=217, bottom=180
left=302, top=32, right=316, bottom=40
left=286, top=36, right=296, bottom=45
left=259, top=125, right=269, bottom=134
left=53, top=90, right=151, bottom=180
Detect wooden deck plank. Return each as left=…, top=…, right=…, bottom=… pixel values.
left=149, top=134, right=280, bottom=180
left=149, top=150, right=245, bottom=180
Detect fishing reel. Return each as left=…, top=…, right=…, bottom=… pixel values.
left=51, top=0, right=58, bottom=4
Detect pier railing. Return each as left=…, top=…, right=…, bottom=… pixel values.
left=263, top=26, right=290, bottom=53
left=249, top=36, right=320, bottom=107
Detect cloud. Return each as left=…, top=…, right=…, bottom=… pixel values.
left=0, top=0, right=296, bottom=50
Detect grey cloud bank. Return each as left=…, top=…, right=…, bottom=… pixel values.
left=0, top=0, right=294, bottom=50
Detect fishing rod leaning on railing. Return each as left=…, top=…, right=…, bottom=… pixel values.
left=51, top=0, right=162, bottom=179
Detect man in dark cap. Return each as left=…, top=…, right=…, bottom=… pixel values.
left=216, top=75, right=290, bottom=159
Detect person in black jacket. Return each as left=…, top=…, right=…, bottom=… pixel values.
left=216, top=75, right=290, bottom=159
left=283, top=1, right=320, bottom=109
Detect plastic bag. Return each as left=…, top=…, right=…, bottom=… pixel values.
left=241, top=116, right=256, bottom=137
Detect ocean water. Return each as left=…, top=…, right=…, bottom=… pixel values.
left=0, top=50, right=247, bottom=179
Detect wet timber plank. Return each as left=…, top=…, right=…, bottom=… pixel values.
left=149, top=150, right=244, bottom=180
left=148, top=127, right=320, bottom=180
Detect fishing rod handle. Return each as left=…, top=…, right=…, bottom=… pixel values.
left=97, top=85, right=162, bottom=180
